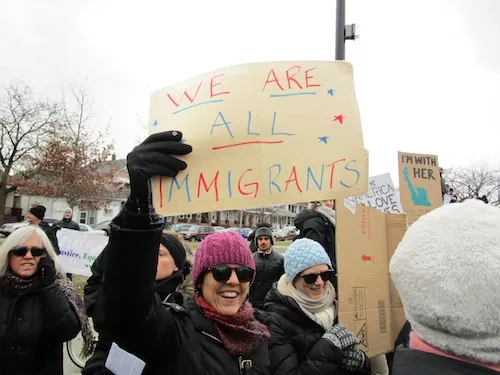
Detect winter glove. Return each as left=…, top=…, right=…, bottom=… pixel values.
left=322, top=324, right=360, bottom=350
left=126, top=131, right=192, bottom=212
left=36, top=257, right=56, bottom=288
left=341, top=345, right=366, bottom=371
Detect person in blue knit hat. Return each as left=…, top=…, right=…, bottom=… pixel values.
left=263, top=238, right=370, bottom=375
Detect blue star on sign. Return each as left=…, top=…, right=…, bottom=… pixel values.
left=327, top=89, right=335, bottom=96
left=153, top=120, right=159, bottom=126
left=319, top=136, right=329, bottom=144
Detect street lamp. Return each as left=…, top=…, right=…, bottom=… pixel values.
left=335, top=0, right=360, bottom=60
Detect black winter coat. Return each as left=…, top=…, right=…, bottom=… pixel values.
left=249, top=251, right=284, bottom=309
left=54, top=218, right=80, bottom=231
left=263, top=289, right=370, bottom=375
left=392, top=347, right=498, bottom=375
left=83, top=241, right=188, bottom=375
left=0, top=281, right=81, bottom=374
left=294, top=210, right=336, bottom=268
left=102, top=208, right=270, bottom=375
left=39, top=221, right=60, bottom=255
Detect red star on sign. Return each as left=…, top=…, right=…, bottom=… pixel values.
left=333, top=114, right=345, bottom=124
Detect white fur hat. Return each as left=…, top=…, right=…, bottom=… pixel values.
left=390, top=199, right=500, bottom=364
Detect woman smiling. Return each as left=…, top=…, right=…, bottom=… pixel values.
left=102, top=131, right=271, bottom=375
left=264, top=238, right=370, bottom=375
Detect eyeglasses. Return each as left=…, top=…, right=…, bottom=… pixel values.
left=300, top=270, right=335, bottom=285
left=10, top=246, right=46, bottom=257
left=209, top=266, right=255, bottom=283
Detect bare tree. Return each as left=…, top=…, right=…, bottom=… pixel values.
left=445, top=162, right=500, bottom=205
left=15, top=79, right=115, bottom=210
left=0, top=81, right=58, bottom=224
left=60, top=78, right=111, bottom=148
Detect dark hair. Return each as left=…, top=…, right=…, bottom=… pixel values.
left=182, top=260, right=192, bottom=279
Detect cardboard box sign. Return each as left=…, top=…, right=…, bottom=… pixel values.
left=398, top=151, right=442, bottom=226
left=337, top=201, right=407, bottom=357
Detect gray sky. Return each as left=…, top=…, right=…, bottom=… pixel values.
left=1, top=0, right=499, bottom=182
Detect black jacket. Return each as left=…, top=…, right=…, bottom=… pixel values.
left=294, top=210, right=336, bottom=268
left=83, top=246, right=108, bottom=333
left=392, top=347, right=498, bottom=375
left=0, top=281, right=81, bottom=374
left=39, top=221, right=60, bottom=255
left=54, top=218, right=80, bottom=231
left=102, top=208, right=270, bottom=375
left=263, top=289, right=370, bottom=375
left=249, top=250, right=284, bottom=309
left=386, top=320, right=411, bottom=373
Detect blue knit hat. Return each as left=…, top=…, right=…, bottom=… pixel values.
left=284, top=238, right=332, bottom=282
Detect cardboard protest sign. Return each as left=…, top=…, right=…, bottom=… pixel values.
left=337, top=201, right=407, bottom=357
left=348, top=173, right=402, bottom=213
left=148, top=61, right=369, bottom=215
left=57, top=229, right=108, bottom=276
left=398, top=152, right=442, bottom=225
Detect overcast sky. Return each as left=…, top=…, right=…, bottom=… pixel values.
left=2, top=0, right=499, bottom=184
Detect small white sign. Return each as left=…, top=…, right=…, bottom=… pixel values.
left=105, top=342, right=146, bottom=375
left=57, top=229, right=108, bottom=276
left=347, top=173, right=403, bottom=214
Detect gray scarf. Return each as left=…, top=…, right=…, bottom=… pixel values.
left=315, top=205, right=336, bottom=227
left=277, top=274, right=337, bottom=331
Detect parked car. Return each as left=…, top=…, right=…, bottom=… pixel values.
left=169, top=223, right=192, bottom=233
left=0, top=218, right=58, bottom=237
left=0, top=221, right=29, bottom=237
left=225, top=227, right=252, bottom=239
left=93, top=220, right=112, bottom=235
left=213, top=226, right=226, bottom=232
left=179, top=225, right=215, bottom=242
left=275, top=226, right=299, bottom=241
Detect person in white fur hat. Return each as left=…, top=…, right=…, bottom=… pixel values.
left=390, top=199, right=500, bottom=374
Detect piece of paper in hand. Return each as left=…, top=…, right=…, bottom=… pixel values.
left=344, top=198, right=357, bottom=214
left=105, top=342, right=146, bottom=375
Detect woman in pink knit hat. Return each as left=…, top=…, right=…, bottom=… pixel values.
left=101, top=131, right=270, bottom=375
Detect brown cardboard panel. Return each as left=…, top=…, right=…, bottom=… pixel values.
left=337, top=201, right=408, bottom=357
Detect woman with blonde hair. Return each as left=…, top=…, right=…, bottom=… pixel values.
left=0, top=225, right=93, bottom=375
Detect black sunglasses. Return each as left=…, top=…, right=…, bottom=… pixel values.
left=300, top=270, right=335, bottom=285
left=10, top=246, right=46, bottom=257
left=209, top=266, right=255, bottom=283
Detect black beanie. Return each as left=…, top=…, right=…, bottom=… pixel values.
left=29, top=205, right=46, bottom=220
left=254, top=227, right=274, bottom=246
left=160, top=233, right=187, bottom=270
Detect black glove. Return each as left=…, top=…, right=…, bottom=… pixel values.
left=322, top=324, right=360, bottom=350
left=126, top=131, right=192, bottom=212
left=341, top=346, right=366, bottom=371
left=36, top=257, right=56, bottom=288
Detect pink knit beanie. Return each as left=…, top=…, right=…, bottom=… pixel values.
left=192, top=231, right=255, bottom=286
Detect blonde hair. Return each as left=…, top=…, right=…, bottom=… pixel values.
left=0, top=225, right=65, bottom=277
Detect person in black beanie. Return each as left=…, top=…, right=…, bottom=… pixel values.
left=26, top=205, right=60, bottom=255
left=247, top=222, right=273, bottom=253
left=82, top=230, right=192, bottom=375
left=249, top=226, right=284, bottom=309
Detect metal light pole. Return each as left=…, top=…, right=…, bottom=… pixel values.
left=335, top=0, right=360, bottom=60
left=335, top=0, right=346, bottom=60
